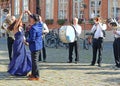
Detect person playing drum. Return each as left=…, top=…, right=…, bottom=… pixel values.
left=67, top=17, right=82, bottom=63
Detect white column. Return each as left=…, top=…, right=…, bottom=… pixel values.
left=9, top=3, right=11, bottom=15
left=95, top=0, right=97, bottom=16
left=0, top=6, right=2, bottom=37
left=0, top=6, right=1, bottom=27
left=78, top=0, right=80, bottom=18
left=113, top=0, right=117, bottom=18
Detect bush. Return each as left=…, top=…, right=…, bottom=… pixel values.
left=89, top=18, right=94, bottom=24
left=45, top=19, right=54, bottom=25
left=57, top=19, right=67, bottom=25
left=78, top=18, right=84, bottom=24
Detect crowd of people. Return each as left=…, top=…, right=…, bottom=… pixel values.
left=1, top=10, right=120, bottom=81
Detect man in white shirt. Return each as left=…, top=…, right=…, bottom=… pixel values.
left=68, top=17, right=82, bottom=63
left=39, top=16, right=49, bottom=62
left=90, top=17, right=107, bottom=67
left=109, top=21, right=120, bottom=68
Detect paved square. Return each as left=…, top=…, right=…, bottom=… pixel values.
left=0, top=37, right=120, bottom=86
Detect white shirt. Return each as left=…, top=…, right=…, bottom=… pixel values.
left=8, top=31, right=15, bottom=39
left=42, top=22, right=49, bottom=34
left=91, top=23, right=107, bottom=39
left=4, top=28, right=15, bottom=39
left=114, top=28, right=120, bottom=38
left=73, top=24, right=82, bottom=37
left=41, top=22, right=49, bottom=39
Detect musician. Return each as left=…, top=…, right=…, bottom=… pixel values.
left=3, top=16, right=16, bottom=61
left=67, top=17, right=82, bottom=63
left=109, top=19, right=120, bottom=68
left=90, top=17, right=107, bottom=67
left=39, top=16, right=49, bottom=62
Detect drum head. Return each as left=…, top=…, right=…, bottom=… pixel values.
left=66, top=26, right=75, bottom=42
left=59, top=25, right=75, bottom=43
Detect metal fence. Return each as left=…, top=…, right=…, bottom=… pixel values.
left=44, top=30, right=68, bottom=48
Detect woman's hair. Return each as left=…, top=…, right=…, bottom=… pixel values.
left=7, top=20, right=16, bottom=31
left=30, top=14, right=40, bottom=22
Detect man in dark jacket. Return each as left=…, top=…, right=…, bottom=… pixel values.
left=26, top=10, right=43, bottom=80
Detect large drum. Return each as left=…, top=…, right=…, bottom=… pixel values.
left=59, top=25, right=76, bottom=43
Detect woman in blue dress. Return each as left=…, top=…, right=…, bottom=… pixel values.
left=7, top=13, right=32, bottom=76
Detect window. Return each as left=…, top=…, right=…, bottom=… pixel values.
left=22, top=0, right=29, bottom=22
left=89, top=0, right=101, bottom=18
left=45, top=0, right=54, bottom=19
left=14, top=0, right=20, bottom=18
left=58, top=0, right=68, bottom=19
left=36, top=0, right=41, bottom=14
left=108, top=0, right=120, bottom=19
left=73, top=0, right=84, bottom=19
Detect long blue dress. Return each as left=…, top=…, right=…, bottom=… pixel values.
left=8, top=29, right=32, bottom=76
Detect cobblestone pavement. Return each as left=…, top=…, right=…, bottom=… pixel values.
left=0, top=37, right=120, bottom=86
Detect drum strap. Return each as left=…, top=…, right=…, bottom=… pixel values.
left=71, top=25, right=78, bottom=40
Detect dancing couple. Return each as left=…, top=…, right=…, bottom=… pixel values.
left=7, top=11, right=43, bottom=81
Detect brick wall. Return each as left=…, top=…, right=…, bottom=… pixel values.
left=10, top=0, right=109, bottom=30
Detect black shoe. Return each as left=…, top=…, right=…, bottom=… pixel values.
left=67, top=61, right=72, bottom=63
left=90, top=63, right=95, bottom=66
left=75, top=61, right=79, bottom=64
left=112, top=65, right=118, bottom=68
left=98, top=64, right=101, bottom=67
left=116, top=65, right=120, bottom=68
left=39, top=58, right=42, bottom=61
left=43, top=60, right=46, bottom=62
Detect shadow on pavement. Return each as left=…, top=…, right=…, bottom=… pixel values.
left=86, top=71, right=120, bottom=75
left=0, top=59, right=9, bottom=65
left=103, top=77, right=120, bottom=84
left=39, top=63, right=114, bottom=71
left=0, top=71, right=28, bottom=80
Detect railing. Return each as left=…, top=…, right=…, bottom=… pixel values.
left=44, top=30, right=68, bottom=49
left=79, top=32, right=92, bottom=50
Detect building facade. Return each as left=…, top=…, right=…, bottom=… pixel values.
left=1, top=0, right=120, bottom=30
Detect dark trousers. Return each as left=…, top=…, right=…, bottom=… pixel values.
left=25, top=31, right=29, bottom=39
left=91, top=37, right=103, bottom=65
left=39, top=40, right=46, bottom=61
left=31, top=50, right=41, bottom=78
left=7, top=37, right=14, bottom=61
left=113, top=38, right=120, bottom=67
left=68, top=41, right=79, bottom=62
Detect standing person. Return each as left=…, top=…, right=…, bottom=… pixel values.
left=23, top=23, right=26, bottom=32
left=109, top=19, right=120, bottom=68
left=2, top=16, right=16, bottom=61
left=67, top=17, right=82, bottom=63
left=6, top=30, right=14, bottom=61
left=25, top=10, right=43, bottom=80
left=113, top=29, right=120, bottom=68
left=90, top=17, right=107, bottom=67
left=39, top=16, right=49, bottom=62
left=8, top=12, right=32, bottom=76
left=25, top=24, right=31, bottom=39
